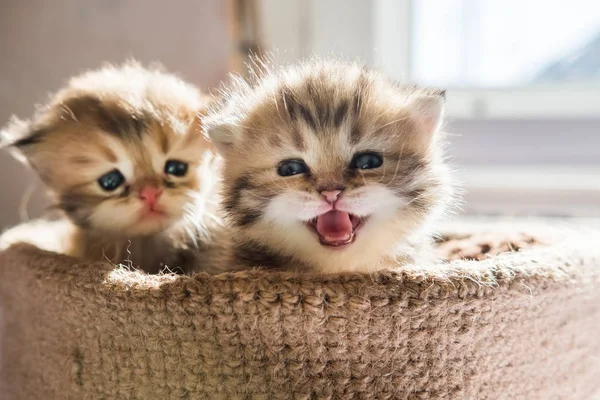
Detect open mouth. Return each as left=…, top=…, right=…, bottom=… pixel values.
left=306, top=210, right=367, bottom=249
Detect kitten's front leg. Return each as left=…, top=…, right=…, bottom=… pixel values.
left=0, top=218, right=78, bottom=256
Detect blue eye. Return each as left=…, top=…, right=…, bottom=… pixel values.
left=277, top=159, right=309, bottom=177
left=164, top=160, right=188, bottom=177
left=352, top=152, right=383, bottom=170
left=97, top=169, right=125, bottom=191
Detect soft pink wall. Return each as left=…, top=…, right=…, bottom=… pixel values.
left=0, top=0, right=233, bottom=229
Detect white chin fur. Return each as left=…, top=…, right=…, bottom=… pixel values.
left=89, top=197, right=187, bottom=237
left=261, top=185, right=409, bottom=271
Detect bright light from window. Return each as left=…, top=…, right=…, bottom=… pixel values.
left=412, top=0, right=600, bottom=88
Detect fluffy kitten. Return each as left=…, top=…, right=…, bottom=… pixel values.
left=204, top=58, right=454, bottom=273
left=0, top=62, right=218, bottom=273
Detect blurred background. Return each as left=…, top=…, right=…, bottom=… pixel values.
left=1, top=0, right=599, bottom=229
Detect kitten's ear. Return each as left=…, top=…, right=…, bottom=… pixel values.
left=1, top=116, right=28, bottom=147
left=186, top=112, right=213, bottom=149
left=205, top=119, right=237, bottom=155
left=0, top=116, right=39, bottom=164
left=408, top=90, right=445, bottom=146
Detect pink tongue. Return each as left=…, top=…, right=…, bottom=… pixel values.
left=316, top=210, right=353, bottom=241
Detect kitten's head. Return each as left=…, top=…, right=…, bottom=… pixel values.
left=1, top=62, right=215, bottom=237
left=206, top=58, right=454, bottom=272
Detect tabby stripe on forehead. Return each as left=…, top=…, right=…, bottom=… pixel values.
left=157, top=124, right=170, bottom=153
left=64, top=95, right=147, bottom=138
left=129, top=114, right=147, bottom=137
left=297, top=104, right=317, bottom=131
left=282, top=87, right=319, bottom=132
left=268, top=132, right=283, bottom=148
left=282, top=90, right=297, bottom=122
left=290, top=125, right=305, bottom=150
left=70, top=96, right=118, bottom=135
left=95, top=105, right=146, bottom=138
left=352, top=74, right=368, bottom=116
left=350, top=121, right=361, bottom=144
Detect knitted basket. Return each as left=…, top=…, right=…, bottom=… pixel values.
left=0, top=219, right=599, bottom=400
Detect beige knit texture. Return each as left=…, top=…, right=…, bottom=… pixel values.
left=0, top=219, right=599, bottom=400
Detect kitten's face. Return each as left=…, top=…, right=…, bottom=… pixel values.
left=208, top=61, right=451, bottom=271
left=9, top=98, right=212, bottom=237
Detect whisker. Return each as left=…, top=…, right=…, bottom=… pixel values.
left=376, top=158, right=389, bottom=184
left=205, top=212, right=224, bottom=226
left=381, top=140, right=406, bottom=187
left=358, top=170, right=368, bottom=186
left=402, top=190, right=432, bottom=213
left=383, top=158, right=402, bottom=189
left=245, top=191, right=274, bottom=201
left=18, top=183, right=36, bottom=222
left=268, top=175, right=289, bottom=192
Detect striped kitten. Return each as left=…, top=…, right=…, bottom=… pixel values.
left=0, top=62, right=218, bottom=273
left=204, top=58, right=454, bottom=273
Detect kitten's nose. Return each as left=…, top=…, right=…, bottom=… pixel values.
left=320, top=190, right=342, bottom=204
left=139, top=186, right=163, bottom=210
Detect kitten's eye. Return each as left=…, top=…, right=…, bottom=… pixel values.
left=164, top=160, right=188, bottom=177
left=97, top=169, right=125, bottom=191
left=277, top=159, right=309, bottom=177
left=352, top=152, right=383, bottom=170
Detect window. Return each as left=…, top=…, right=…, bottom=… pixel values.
left=260, top=0, right=600, bottom=217
left=409, top=0, right=600, bottom=119
left=412, top=0, right=600, bottom=88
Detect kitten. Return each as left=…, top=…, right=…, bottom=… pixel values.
left=0, top=62, right=218, bottom=273
left=203, top=58, right=454, bottom=273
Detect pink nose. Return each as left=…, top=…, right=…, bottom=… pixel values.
left=139, top=186, right=163, bottom=210
left=320, top=190, right=342, bottom=203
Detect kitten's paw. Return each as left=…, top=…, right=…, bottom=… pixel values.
left=0, top=219, right=75, bottom=253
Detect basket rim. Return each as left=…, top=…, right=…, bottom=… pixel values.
left=2, top=219, right=598, bottom=303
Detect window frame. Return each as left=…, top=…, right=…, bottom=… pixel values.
left=383, top=0, right=600, bottom=119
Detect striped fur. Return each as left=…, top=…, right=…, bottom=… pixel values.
left=1, top=62, right=218, bottom=273
left=205, top=58, right=455, bottom=273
